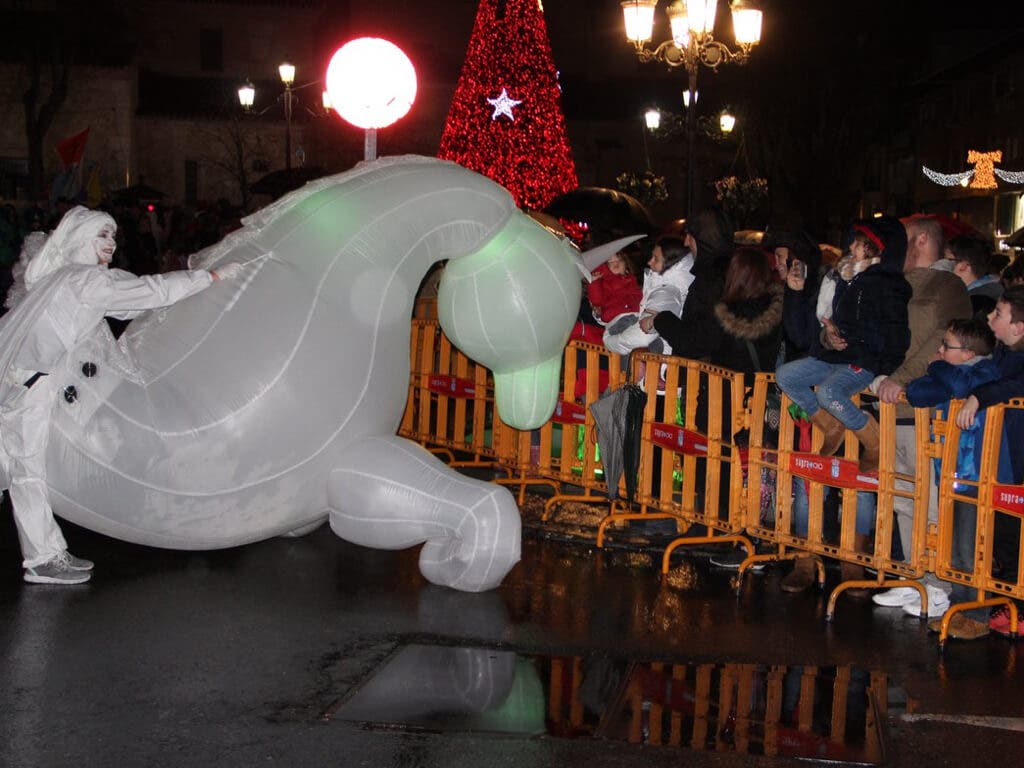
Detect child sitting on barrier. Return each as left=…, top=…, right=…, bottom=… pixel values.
left=603, top=236, right=694, bottom=358
left=775, top=216, right=912, bottom=473
left=586, top=249, right=643, bottom=327
left=927, top=285, right=1024, bottom=639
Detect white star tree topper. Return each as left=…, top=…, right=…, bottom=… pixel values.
left=486, top=88, right=523, bottom=121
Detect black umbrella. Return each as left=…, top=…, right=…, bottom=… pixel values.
left=544, top=187, right=655, bottom=241
left=110, top=183, right=166, bottom=204
left=249, top=166, right=325, bottom=197
left=589, top=383, right=646, bottom=502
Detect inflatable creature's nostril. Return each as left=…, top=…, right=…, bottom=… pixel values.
left=81, top=362, right=97, bottom=378
left=63, top=386, right=78, bottom=404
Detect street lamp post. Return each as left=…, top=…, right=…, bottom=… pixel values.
left=622, top=0, right=762, bottom=217
left=238, top=63, right=328, bottom=171
left=278, top=63, right=295, bottom=170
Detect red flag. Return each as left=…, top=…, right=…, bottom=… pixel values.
left=55, top=128, right=90, bottom=167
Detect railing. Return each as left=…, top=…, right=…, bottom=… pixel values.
left=401, top=319, right=1024, bottom=648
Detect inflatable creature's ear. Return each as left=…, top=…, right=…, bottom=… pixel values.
left=493, top=356, right=562, bottom=431
left=578, top=234, right=648, bottom=277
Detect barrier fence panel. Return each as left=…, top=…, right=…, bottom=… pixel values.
left=587, top=353, right=752, bottom=562
left=402, top=320, right=1022, bottom=646
left=532, top=340, right=627, bottom=521
left=403, top=323, right=627, bottom=508
left=493, top=339, right=610, bottom=507
left=742, top=374, right=936, bottom=616
left=401, top=320, right=500, bottom=468
left=931, top=398, right=1024, bottom=647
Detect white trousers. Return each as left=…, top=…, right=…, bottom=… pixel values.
left=602, top=317, right=670, bottom=356
left=1, top=377, right=66, bottom=568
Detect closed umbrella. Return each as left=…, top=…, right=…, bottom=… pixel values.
left=589, top=384, right=645, bottom=502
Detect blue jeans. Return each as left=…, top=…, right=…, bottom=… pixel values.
left=792, top=478, right=873, bottom=537
left=948, top=497, right=989, bottom=621
left=776, top=357, right=874, bottom=430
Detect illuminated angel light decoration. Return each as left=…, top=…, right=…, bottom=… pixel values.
left=923, top=149, right=1024, bottom=189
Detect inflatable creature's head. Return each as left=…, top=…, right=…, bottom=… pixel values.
left=438, top=213, right=583, bottom=430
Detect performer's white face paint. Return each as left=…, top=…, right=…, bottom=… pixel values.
left=94, top=224, right=117, bottom=265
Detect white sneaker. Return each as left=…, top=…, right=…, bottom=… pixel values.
left=872, top=586, right=920, bottom=607
left=24, top=554, right=92, bottom=585
left=901, top=586, right=950, bottom=617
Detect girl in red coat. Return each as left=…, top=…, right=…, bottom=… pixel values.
left=586, top=251, right=642, bottom=325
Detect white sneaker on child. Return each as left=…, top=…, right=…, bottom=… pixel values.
left=872, top=586, right=920, bottom=607
left=901, top=586, right=950, bottom=617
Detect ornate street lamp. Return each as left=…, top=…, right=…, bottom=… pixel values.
left=237, top=81, right=255, bottom=111
left=278, top=63, right=296, bottom=170
left=719, top=111, right=736, bottom=134
left=237, top=64, right=327, bottom=171
left=644, top=107, right=662, bottom=131
left=622, top=0, right=762, bottom=215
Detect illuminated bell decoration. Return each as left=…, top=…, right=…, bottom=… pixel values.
left=966, top=149, right=1001, bottom=189
left=922, top=149, right=1024, bottom=189
left=325, top=38, right=417, bottom=129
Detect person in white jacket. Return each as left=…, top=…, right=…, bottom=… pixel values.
left=0, top=206, right=241, bottom=585
left=603, top=236, right=695, bottom=356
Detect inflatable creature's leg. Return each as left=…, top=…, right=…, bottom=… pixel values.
left=326, top=435, right=521, bottom=592
left=280, top=518, right=326, bottom=538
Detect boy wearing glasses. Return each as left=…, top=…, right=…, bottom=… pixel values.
left=875, top=319, right=1000, bottom=633
left=903, top=294, right=1024, bottom=639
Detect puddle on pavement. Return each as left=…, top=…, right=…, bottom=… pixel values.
left=325, top=644, right=889, bottom=764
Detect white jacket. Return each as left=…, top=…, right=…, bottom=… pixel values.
left=640, top=252, right=695, bottom=317
left=0, top=265, right=213, bottom=400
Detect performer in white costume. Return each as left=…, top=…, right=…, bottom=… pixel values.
left=0, top=206, right=240, bottom=585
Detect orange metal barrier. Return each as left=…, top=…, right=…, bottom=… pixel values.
left=930, top=398, right=1024, bottom=647
left=401, top=319, right=1022, bottom=648
left=401, top=320, right=504, bottom=469
left=589, top=352, right=754, bottom=562
left=402, top=323, right=624, bottom=506
left=522, top=340, right=627, bottom=519
left=742, top=373, right=937, bottom=618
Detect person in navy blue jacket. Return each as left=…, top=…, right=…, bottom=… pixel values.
left=907, top=316, right=1001, bottom=479
left=927, top=288, right=1024, bottom=639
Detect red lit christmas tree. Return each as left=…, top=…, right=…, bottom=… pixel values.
left=438, top=0, right=578, bottom=210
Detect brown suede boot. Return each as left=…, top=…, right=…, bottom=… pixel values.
left=809, top=409, right=846, bottom=457
left=780, top=557, right=816, bottom=593
left=853, top=415, right=880, bottom=472
left=840, top=533, right=873, bottom=599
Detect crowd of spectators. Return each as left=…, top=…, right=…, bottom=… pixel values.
left=575, top=208, right=1024, bottom=640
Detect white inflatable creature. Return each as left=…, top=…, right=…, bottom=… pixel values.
left=33, top=156, right=605, bottom=592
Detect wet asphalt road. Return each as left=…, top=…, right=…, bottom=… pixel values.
left=1, top=506, right=1022, bottom=768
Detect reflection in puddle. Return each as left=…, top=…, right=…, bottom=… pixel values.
left=328, top=644, right=887, bottom=764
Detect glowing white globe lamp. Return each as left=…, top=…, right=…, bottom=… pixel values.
left=325, top=37, right=417, bottom=160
